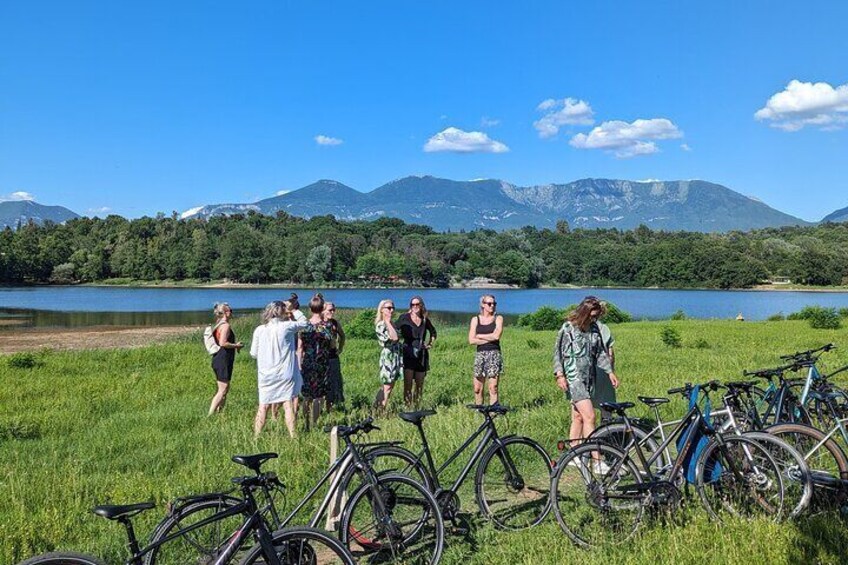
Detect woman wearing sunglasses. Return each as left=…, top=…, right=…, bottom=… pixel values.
left=397, top=296, right=437, bottom=407
left=374, top=299, right=403, bottom=410
left=468, top=294, right=503, bottom=405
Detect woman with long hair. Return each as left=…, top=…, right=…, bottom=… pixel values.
left=553, top=296, right=619, bottom=472
left=397, top=296, right=437, bottom=407
left=250, top=300, right=309, bottom=437
left=208, top=302, right=243, bottom=415
left=374, top=298, right=403, bottom=410
left=468, top=294, right=503, bottom=405
left=592, top=301, right=617, bottom=422
left=322, top=301, right=346, bottom=411
left=299, top=293, right=333, bottom=429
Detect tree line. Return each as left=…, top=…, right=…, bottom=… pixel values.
left=1, top=211, right=847, bottom=288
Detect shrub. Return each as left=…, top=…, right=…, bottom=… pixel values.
left=6, top=352, right=41, bottom=369
left=602, top=302, right=633, bottom=324
left=767, top=312, right=786, bottom=321
left=691, top=338, right=711, bottom=349
left=808, top=308, right=842, bottom=330
left=839, top=307, right=848, bottom=319
left=670, top=309, right=687, bottom=321
left=661, top=326, right=682, bottom=348
left=517, top=306, right=564, bottom=331
left=346, top=309, right=377, bottom=339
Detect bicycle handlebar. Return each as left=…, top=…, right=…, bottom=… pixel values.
left=322, top=417, right=380, bottom=436
left=779, top=343, right=835, bottom=361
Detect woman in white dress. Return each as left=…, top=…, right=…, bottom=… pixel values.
left=250, top=300, right=309, bottom=437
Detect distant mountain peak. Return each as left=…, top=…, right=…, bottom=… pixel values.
left=0, top=200, right=80, bottom=229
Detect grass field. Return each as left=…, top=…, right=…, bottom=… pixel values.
left=3, top=317, right=848, bottom=564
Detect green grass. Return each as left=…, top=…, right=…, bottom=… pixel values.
left=3, top=319, right=848, bottom=564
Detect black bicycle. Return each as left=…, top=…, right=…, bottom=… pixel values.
left=552, top=394, right=784, bottom=548
left=17, top=456, right=355, bottom=565
left=347, top=404, right=553, bottom=531
left=146, top=419, right=445, bottom=565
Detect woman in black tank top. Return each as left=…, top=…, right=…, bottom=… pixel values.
left=468, top=294, right=504, bottom=404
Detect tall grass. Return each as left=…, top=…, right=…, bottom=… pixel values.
left=2, top=318, right=848, bottom=564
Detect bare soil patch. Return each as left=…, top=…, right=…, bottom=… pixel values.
left=0, top=325, right=199, bottom=354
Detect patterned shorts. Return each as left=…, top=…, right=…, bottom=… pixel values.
left=566, top=377, right=593, bottom=404
left=474, top=350, right=504, bottom=379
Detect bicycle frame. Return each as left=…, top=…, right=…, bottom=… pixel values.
left=411, top=412, right=518, bottom=496
left=123, top=486, right=280, bottom=565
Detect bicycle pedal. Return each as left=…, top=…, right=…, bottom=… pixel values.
left=449, top=524, right=469, bottom=535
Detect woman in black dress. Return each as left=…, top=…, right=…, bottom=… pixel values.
left=396, top=296, right=437, bottom=407
left=208, top=302, right=243, bottom=415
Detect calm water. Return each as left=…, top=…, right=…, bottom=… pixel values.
left=3, top=285, right=848, bottom=328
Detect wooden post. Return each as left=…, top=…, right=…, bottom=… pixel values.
left=324, top=426, right=347, bottom=530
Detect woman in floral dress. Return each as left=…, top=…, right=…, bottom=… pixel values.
left=300, top=293, right=333, bottom=429
left=374, top=298, right=403, bottom=410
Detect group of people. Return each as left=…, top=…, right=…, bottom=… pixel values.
left=206, top=292, right=619, bottom=447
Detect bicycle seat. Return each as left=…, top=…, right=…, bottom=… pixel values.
left=232, top=453, right=278, bottom=473
left=637, top=396, right=670, bottom=407
left=599, top=401, right=635, bottom=414
left=466, top=404, right=510, bottom=415
left=399, top=409, right=436, bottom=425
left=93, top=502, right=155, bottom=520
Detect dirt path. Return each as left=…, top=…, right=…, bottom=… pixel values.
left=0, top=325, right=200, bottom=354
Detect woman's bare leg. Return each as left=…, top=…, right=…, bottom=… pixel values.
left=382, top=384, right=394, bottom=408
left=403, top=369, right=416, bottom=406
left=473, top=376, right=485, bottom=404
left=487, top=376, right=499, bottom=405
left=283, top=401, right=297, bottom=438
left=569, top=403, right=584, bottom=444
left=209, top=381, right=230, bottom=415
left=311, top=398, right=323, bottom=425
left=270, top=403, right=280, bottom=421
left=254, top=404, right=269, bottom=436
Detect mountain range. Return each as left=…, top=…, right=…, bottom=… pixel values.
left=0, top=200, right=80, bottom=229
left=4, top=176, right=848, bottom=233
left=181, top=176, right=813, bottom=232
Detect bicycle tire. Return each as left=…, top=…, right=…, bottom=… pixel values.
left=589, top=421, right=671, bottom=477
left=742, top=431, right=813, bottom=518
left=17, top=553, right=106, bottom=565
left=695, top=435, right=784, bottom=521
left=551, top=442, right=644, bottom=549
left=339, top=444, right=434, bottom=496
left=767, top=422, right=848, bottom=509
left=238, top=526, right=355, bottom=565
left=338, top=473, right=444, bottom=565
left=144, top=497, right=244, bottom=565
left=474, top=436, right=552, bottom=530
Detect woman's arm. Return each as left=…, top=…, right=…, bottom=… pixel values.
left=386, top=321, right=399, bottom=342
left=250, top=327, right=261, bottom=359
left=215, top=323, right=238, bottom=349
left=476, top=315, right=504, bottom=342
left=426, top=318, right=437, bottom=346
left=468, top=317, right=486, bottom=345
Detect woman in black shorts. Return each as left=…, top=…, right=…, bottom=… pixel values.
left=208, top=302, right=243, bottom=415
left=397, top=296, right=437, bottom=407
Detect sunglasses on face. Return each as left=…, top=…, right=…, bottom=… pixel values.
left=483, top=301, right=496, bottom=306
left=410, top=302, right=421, bottom=307
left=327, top=308, right=336, bottom=312
left=384, top=306, right=395, bottom=310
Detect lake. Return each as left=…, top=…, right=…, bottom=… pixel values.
left=3, top=285, right=848, bottom=328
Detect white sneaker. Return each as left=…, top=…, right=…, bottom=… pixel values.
left=566, top=456, right=587, bottom=469
left=592, top=460, right=611, bottom=475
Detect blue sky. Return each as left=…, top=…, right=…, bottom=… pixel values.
left=1, top=1, right=846, bottom=222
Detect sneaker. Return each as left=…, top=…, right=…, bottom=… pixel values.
left=592, top=460, right=611, bottom=475
left=566, top=456, right=587, bottom=469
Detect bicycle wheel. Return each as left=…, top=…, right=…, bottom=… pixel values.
left=17, top=553, right=105, bottom=565
left=474, top=436, right=552, bottom=530
left=589, top=421, right=670, bottom=478
left=767, top=422, right=848, bottom=509
left=145, top=497, right=244, bottom=565
left=551, top=442, right=644, bottom=548
left=695, top=435, right=784, bottom=521
left=742, top=431, right=813, bottom=518
left=239, top=526, right=355, bottom=564
left=339, top=473, right=444, bottom=565
left=340, top=445, right=434, bottom=495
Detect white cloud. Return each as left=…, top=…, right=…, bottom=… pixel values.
left=0, top=191, right=35, bottom=201
left=681, top=143, right=692, bottom=151
left=480, top=116, right=500, bottom=128
left=755, top=80, right=848, bottom=131
left=87, top=206, right=111, bottom=216
left=276, top=189, right=290, bottom=196
left=315, top=134, right=343, bottom=146
left=569, top=118, right=683, bottom=158
left=534, top=98, right=595, bottom=138
left=423, top=127, right=509, bottom=154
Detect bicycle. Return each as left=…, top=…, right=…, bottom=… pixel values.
left=552, top=394, right=784, bottom=548
left=149, top=418, right=445, bottom=565
left=17, top=457, right=355, bottom=565
left=349, top=404, right=553, bottom=531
